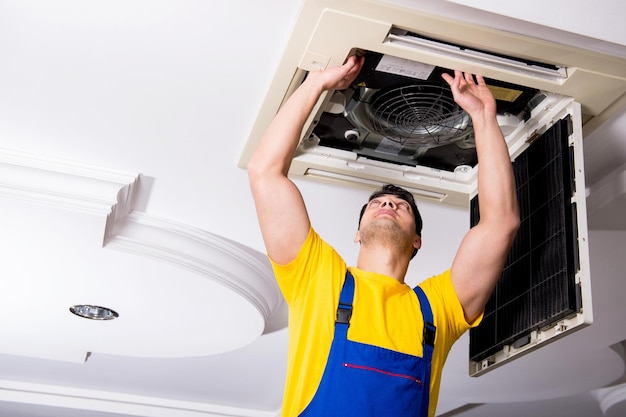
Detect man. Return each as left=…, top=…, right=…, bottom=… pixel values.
left=248, top=55, right=519, bottom=417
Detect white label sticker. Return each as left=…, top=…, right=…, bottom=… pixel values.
left=376, top=55, right=435, bottom=80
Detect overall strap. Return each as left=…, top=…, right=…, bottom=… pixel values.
left=413, top=285, right=436, bottom=417
left=335, top=270, right=355, bottom=339
left=413, top=286, right=436, bottom=356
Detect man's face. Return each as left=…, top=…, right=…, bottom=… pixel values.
left=363, top=195, right=413, bottom=224
left=355, top=194, right=421, bottom=253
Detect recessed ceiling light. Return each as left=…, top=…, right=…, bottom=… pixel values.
left=69, top=305, right=119, bottom=320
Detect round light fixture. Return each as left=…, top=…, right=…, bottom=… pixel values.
left=69, top=305, right=119, bottom=320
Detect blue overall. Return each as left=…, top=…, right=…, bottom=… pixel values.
left=299, top=271, right=436, bottom=417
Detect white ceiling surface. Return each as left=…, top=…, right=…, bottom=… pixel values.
left=0, top=1, right=625, bottom=417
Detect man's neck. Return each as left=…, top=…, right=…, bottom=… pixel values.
left=356, top=246, right=410, bottom=283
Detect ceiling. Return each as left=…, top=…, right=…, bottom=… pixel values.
left=1, top=1, right=626, bottom=416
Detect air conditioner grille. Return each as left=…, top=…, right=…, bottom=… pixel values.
left=367, top=83, right=471, bottom=146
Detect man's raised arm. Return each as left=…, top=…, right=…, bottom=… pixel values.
left=443, top=71, right=521, bottom=323
left=247, top=55, right=364, bottom=265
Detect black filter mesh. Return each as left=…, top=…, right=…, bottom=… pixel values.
left=469, top=116, right=580, bottom=362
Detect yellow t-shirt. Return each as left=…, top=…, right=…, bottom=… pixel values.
left=271, top=227, right=480, bottom=417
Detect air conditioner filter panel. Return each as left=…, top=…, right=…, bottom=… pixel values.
left=469, top=115, right=580, bottom=362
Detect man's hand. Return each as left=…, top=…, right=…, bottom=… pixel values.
left=305, top=55, right=365, bottom=93
left=442, top=70, right=496, bottom=121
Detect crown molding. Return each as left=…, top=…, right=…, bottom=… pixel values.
left=0, top=147, right=139, bottom=243
left=0, top=147, right=285, bottom=356
left=592, top=339, right=626, bottom=414
left=594, top=383, right=626, bottom=415
left=0, top=379, right=279, bottom=417
left=106, top=212, right=284, bottom=325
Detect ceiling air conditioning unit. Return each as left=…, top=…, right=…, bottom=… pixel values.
left=239, top=0, right=626, bottom=375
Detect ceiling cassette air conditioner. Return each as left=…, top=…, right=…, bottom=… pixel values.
left=240, top=0, right=625, bottom=374
left=239, top=0, right=626, bottom=207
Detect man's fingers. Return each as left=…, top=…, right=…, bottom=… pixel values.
left=463, top=72, right=476, bottom=84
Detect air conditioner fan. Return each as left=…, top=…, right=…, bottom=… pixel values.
left=346, top=82, right=473, bottom=148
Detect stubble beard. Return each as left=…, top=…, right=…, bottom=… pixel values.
left=359, top=220, right=413, bottom=254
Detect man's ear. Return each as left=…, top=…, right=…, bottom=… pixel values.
left=354, top=230, right=361, bottom=244
left=413, top=235, right=422, bottom=251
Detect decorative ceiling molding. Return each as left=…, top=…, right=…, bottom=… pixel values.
left=0, top=379, right=279, bottom=417
left=0, top=342, right=90, bottom=364
left=106, top=211, right=285, bottom=327
left=592, top=340, right=626, bottom=415
left=0, top=147, right=285, bottom=357
left=0, top=147, right=140, bottom=243
left=593, top=383, right=626, bottom=415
